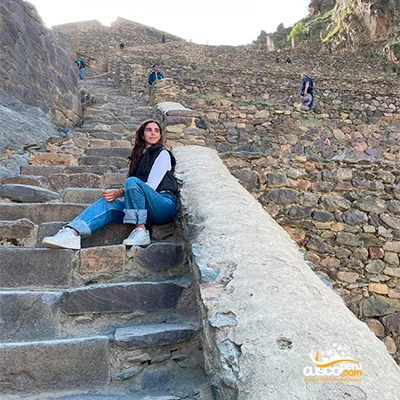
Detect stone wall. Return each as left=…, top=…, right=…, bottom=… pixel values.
left=0, top=0, right=82, bottom=127
left=174, top=145, right=400, bottom=399
left=148, top=69, right=400, bottom=363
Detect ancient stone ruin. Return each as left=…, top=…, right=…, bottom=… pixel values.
left=1, top=0, right=400, bottom=399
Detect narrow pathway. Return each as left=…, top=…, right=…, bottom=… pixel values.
left=0, top=72, right=210, bottom=399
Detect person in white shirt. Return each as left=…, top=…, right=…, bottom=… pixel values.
left=42, top=120, right=177, bottom=249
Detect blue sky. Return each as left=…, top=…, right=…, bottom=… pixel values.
left=27, top=0, right=310, bottom=46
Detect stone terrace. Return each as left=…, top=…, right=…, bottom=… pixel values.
left=108, top=41, right=400, bottom=364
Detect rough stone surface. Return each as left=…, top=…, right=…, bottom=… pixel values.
left=0, top=291, right=61, bottom=341
left=0, top=184, right=60, bottom=203
left=0, top=248, right=76, bottom=288
left=62, top=188, right=103, bottom=203
left=61, top=282, right=185, bottom=314
left=0, top=203, right=86, bottom=224
left=114, top=323, right=196, bottom=349
left=174, top=146, right=400, bottom=399
left=0, top=337, right=109, bottom=394
left=135, top=243, right=185, bottom=271
left=48, top=173, right=103, bottom=191
left=0, top=89, right=58, bottom=159
left=0, top=0, right=82, bottom=127
left=0, top=218, right=37, bottom=247
left=79, top=245, right=126, bottom=274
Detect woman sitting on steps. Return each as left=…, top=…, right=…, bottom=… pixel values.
left=42, top=120, right=177, bottom=250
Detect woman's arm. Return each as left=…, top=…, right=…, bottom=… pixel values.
left=146, top=150, right=172, bottom=190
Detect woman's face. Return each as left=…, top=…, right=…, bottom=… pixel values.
left=143, top=122, right=161, bottom=147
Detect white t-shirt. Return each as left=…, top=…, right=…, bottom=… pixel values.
left=145, top=150, right=172, bottom=190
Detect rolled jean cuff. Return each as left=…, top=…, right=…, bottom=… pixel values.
left=123, top=209, right=147, bottom=225
left=68, top=218, right=92, bottom=238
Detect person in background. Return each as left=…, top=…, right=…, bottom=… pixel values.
left=286, top=55, right=292, bottom=63
left=148, top=64, right=164, bottom=85
left=299, top=72, right=314, bottom=109
left=161, top=34, right=166, bottom=43
left=75, top=59, right=86, bottom=80
left=42, top=120, right=177, bottom=249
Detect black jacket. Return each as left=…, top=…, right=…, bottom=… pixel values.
left=133, top=147, right=177, bottom=194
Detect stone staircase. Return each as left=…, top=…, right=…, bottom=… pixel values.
left=0, top=73, right=209, bottom=399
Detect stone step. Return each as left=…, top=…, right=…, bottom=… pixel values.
left=0, top=184, right=61, bottom=203
left=79, top=156, right=128, bottom=168
left=0, top=248, right=76, bottom=289
left=0, top=203, right=86, bottom=223
left=37, top=392, right=181, bottom=399
left=0, top=290, right=62, bottom=342
left=114, top=323, right=197, bottom=350
left=21, top=165, right=119, bottom=177
left=0, top=336, right=110, bottom=395
left=1, top=174, right=48, bottom=187
left=0, top=243, right=185, bottom=289
left=0, top=219, right=178, bottom=249
left=0, top=218, right=38, bottom=247
left=48, top=173, right=105, bottom=191
left=87, top=131, right=124, bottom=141
left=60, top=281, right=186, bottom=315
left=62, top=188, right=104, bottom=203
left=85, top=147, right=131, bottom=158
left=28, top=152, right=78, bottom=167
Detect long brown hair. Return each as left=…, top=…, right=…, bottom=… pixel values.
left=127, top=119, right=163, bottom=177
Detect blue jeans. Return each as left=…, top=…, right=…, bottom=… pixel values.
left=79, top=67, right=85, bottom=80
left=68, top=177, right=177, bottom=238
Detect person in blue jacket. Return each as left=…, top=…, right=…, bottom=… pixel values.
left=148, top=64, right=164, bottom=85
left=300, top=72, right=314, bottom=108
left=75, top=59, right=86, bottom=80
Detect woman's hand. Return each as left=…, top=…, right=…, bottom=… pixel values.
left=102, top=189, right=121, bottom=202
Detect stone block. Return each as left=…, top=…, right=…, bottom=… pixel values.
left=28, top=153, right=78, bottom=167
left=61, top=282, right=185, bottom=314
left=85, top=147, right=131, bottom=158
left=368, top=283, right=388, bottom=295
left=0, top=336, right=109, bottom=394
left=0, top=218, right=37, bottom=247
left=132, top=243, right=185, bottom=271
left=37, top=221, right=65, bottom=247
left=102, top=172, right=127, bottom=188
left=81, top=223, right=133, bottom=248
left=79, top=245, right=125, bottom=274
left=364, top=319, right=385, bottom=338
left=64, top=165, right=118, bottom=174
left=114, top=323, right=196, bottom=349
left=0, top=203, right=85, bottom=223
left=151, top=222, right=176, bottom=241
left=1, top=175, right=48, bottom=187
left=79, top=156, right=128, bottom=169
left=20, top=165, right=64, bottom=177
left=0, top=248, right=76, bottom=288
left=62, top=188, right=103, bottom=204
left=382, top=313, right=400, bottom=335
left=48, top=173, right=103, bottom=190
left=0, top=291, right=61, bottom=341
left=0, top=184, right=60, bottom=203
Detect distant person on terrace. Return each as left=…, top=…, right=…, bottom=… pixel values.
left=75, top=59, right=86, bottom=80
left=299, top=72, right=314, bottom=109
left=148, top=64, right=164, bottom=85
left=42, top=120, right=177, bottom=249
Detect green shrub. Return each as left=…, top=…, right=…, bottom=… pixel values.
left=287, top=22, right=309, bottom=41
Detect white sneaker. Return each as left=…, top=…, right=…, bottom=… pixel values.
left=122, top=228, right=150, bottom=246
left=42, top=227, right=81, bottom=250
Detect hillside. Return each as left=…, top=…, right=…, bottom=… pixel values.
left=263, top=0, right=400, bottom=61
